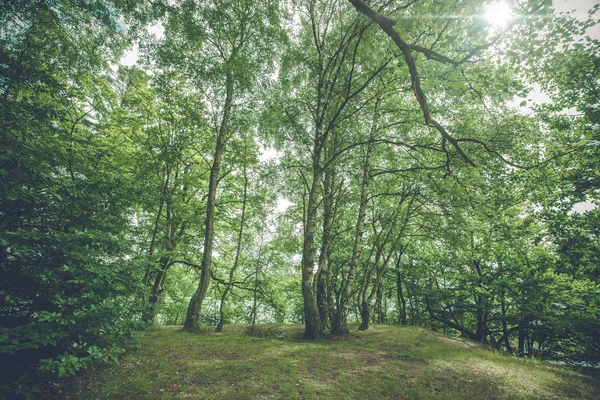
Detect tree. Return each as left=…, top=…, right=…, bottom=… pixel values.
left=271, top=0, right=391, bottom=339
left=150, top=0, right=281, bottom=330
left=214, top=132, right=250, bottom=332
left=0, top=1, right=145, bottom=395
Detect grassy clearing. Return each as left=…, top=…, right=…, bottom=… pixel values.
left=49, top=324, right=600, bottom=399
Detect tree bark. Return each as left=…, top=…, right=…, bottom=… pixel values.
left=215, top=134, right=249, bottom=333
left=141, top=168, right=170, bottom=300
left=317, top=272, right=329, bottom=330
left=358, top=300, right=370, bottom=331
left=375, top=280, right=384, bottom=324
left=300, top=2, right=384, bottom=339
left=251, top=262, right=259, bottom=333
left=518, top=320, right=527, bottom=357
left=396, top=268, right=407, bottom=325
left=500, top=291, right=513, bottom=353
left=184, top=72, right=234, bottom=331
left=143, top=183, right=188, bottom=323
left=316, top=166, right=335, bottom=330
left=331, top=108, right=377, bottom=335
left=301, top=157, right=324, bottom=339
left=142, top=256, right=170, bottom=322
left=359, top=253, right=392, bottom=331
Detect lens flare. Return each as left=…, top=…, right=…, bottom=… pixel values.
left=484, top=2, right=513, bottom=28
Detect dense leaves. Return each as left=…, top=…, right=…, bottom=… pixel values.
left=0, top=1, right=148, bottom=396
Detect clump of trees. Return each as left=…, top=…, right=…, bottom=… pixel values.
left=1, top=0, right=598, bottom=396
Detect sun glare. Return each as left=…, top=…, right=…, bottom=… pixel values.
left=484, top=2, right=513, bottom=28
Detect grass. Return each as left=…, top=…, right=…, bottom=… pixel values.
left=48, top=324, right=600, bottom=399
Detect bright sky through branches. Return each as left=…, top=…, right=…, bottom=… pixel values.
left=484, top=1, right=513, bottom=28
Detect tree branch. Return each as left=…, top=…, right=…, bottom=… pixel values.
left=347, top=0, right=476, bottom=167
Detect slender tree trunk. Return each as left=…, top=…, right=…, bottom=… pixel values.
left=317, top=273, right=329, bottom=329
left=215, top=286, right=231, bottom=333
left=184, top=73, right=234, bottom=331
left=142, top=169, right=170, bottom=294
left=500, top=292, right=513, bottom=353
left=215, top=135, right=249, bottom=333
left=358, top=266, right=378, bottom=331
left=375, top=281, right=383, bottom=324
left=331, top=122, right=376, bottom=335
left=474, top=294, right=488, bottom=343
left=316, top=167, right=334, bottom=330
left=354, top=235, right=380, bottom=331
left=251, top=265, right=259, bottom=333
left=301, top=157, right=324, bottom=339
left=142, top=202, right=164, bottom=287
left=471, top=259, right=490, bottom=343
left=358, top=240, right=394, bottom=331
left=396, top=269, right=407, bottom=325
left=325, top=257, right=335, bottom=327
left=143, top=181, right=189, bottom=323
left=143, top=256, right=170, bottom=322
left=325, top=172, right=340, bottom=328
left=357, top=261, right=377, bottom=331
left=518, top=319, right=527, bottom=356
left=408, top=285, right=416, bottom=325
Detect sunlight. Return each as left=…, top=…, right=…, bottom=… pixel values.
left=484, top=1, right=513, bottom=28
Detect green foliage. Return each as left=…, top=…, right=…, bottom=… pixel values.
left=156, top=266, right=199, bottom=325
left=0, top=0, right=147, bottom=396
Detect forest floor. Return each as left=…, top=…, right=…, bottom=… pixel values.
left=48, top=324, right=600, bottom=399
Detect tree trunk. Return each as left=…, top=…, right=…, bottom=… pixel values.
left=141, top=169, right=170, bottom=302
left=251, top=263, right=259, bottom=333
left=316, top=167, right=334, bottom=330
left=301, top=160, right=324, bottom=339
left=474, top=294, right=489, bottom=343
left=518, top=320, right=527, bottom=356
left=331, top=124, right=375, bottom=335
left=500, top=292, right=513, bottom=353
left=358, top=301, right=370, bottom=331
left=396, top=271, right=407, bottom=325
left=215, top=285, right=230, bottom=333
left=317, top=272, right=329, bottom=329
left=359, top=241, right=394, bottom=332
left=184, top=72, right=234, bottom=331
left=142, top=199, right=164, bottom=288
left=375, top=281, right=383, bottom=324
left=325, top=260, right=335, bottom=327
left=215, top=134, right=249, bottom=333
left=142, top=256, right=170, bottom=322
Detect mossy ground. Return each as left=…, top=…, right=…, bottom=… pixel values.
left=48, top=324, right=600, bottom=399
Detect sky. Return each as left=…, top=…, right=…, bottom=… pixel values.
left=553, top=0, right=600, bottom=39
